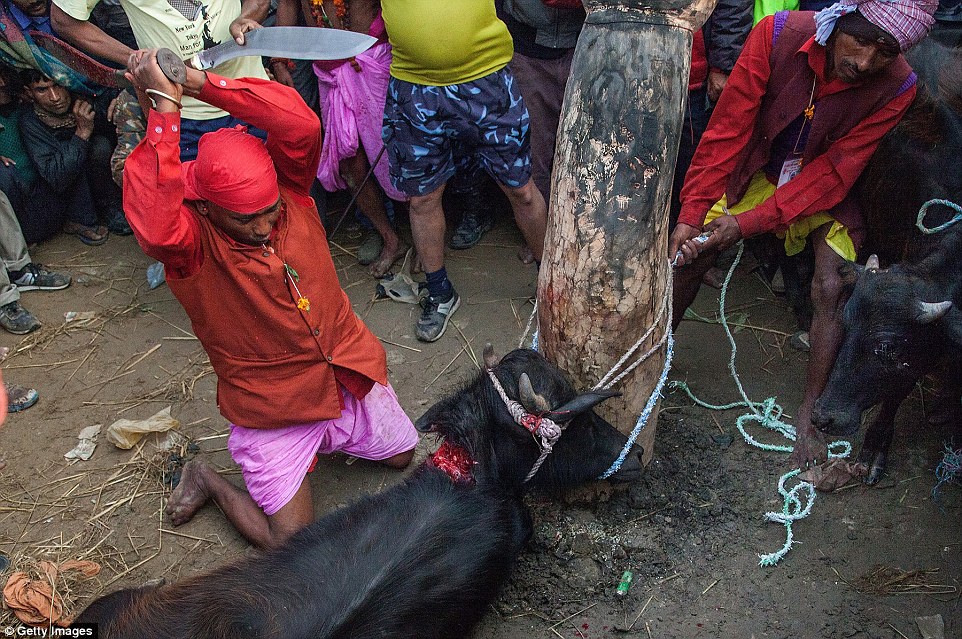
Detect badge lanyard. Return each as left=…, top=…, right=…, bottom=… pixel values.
left=777, top=75, right=817, bottom=188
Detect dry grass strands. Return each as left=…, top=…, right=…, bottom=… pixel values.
left=851, top=566, right=958, bottom=596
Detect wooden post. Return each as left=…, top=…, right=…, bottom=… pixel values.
left=537, top=0, right=717, bottom=465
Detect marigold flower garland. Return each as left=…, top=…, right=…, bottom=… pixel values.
left=310, top=0, right=347, bottom=27
left=284, top=263, right=311, bottom=312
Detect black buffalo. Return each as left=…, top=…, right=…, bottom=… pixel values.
left=75, top=348, right=643, bottom=638
left=813, top=24, right=962, bottom=483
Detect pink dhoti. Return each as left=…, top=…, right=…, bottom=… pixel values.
left=314, top=16, right=405, bottom=201
left=227, top=382, right=417, bottom=516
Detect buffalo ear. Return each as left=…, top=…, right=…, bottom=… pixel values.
left=415, top=399, right=448, bottom=433
left=838, top=261, right=863, bottom=286
left=483, top=343, right=500, bottom=369
left=545, top=389, right=621, bottom=423
left=916, top=300, right=953, bottom=324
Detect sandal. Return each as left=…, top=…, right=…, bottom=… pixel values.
left=6, top=383, right=39, bottom=413
left=375, top=249, right=426, bottom=304
left=63, top=222, right=108, bottom=246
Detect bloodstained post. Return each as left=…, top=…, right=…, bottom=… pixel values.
left=538, top=0, right=718, bottom=465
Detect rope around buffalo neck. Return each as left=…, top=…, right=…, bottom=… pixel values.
left=916, top=198, right=962, bottom=234
left=486, top=368, right=564, bottom=483
left=519, top=261, right=675, bottom=480
left=668, top=240, right=850, bottom=566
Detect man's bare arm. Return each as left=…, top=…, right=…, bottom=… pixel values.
left=51, top=4, right=133, bottom=66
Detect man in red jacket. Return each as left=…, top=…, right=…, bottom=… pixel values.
left=669, top=0, right=936, bottom=470
left=123, top=49, right=416, bottom=550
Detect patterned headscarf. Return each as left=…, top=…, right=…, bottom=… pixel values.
left=182, top=126, right=279, bottom=214
left=814, top=0, right=939, bottom=51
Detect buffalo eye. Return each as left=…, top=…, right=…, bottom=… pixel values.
left=873, top=340, right=910, bottom=372
left=873, top=341, right=898, bottom=369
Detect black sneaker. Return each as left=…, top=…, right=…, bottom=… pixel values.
left=449, top=211, right=494, bottom=250
left=106, top=207, right=134, bottom=236
left=9, top=263, right=71, bottom=292
left=416, top=289, right=461, bottom=342
left=0, top=301, right=41, bottom=334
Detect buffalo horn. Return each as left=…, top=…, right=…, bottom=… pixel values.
left=865, top=254, right=880, bottom=270
left=916, top=300, right=953, bottom=324
left=518, top=373, right=551, bottom=413
left=545, top=389, right=622, bottom=423
left=482, top=343, right=500, bottom=369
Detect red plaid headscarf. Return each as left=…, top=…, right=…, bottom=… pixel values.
left=814, top=0, right=939, bottom=51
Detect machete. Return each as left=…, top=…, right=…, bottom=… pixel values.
left=31, top=27, right=377, bottom=88
left=188, top=27, right=377, bottom=71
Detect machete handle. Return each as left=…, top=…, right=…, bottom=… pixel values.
left=157, top=48, right=188, bottom=86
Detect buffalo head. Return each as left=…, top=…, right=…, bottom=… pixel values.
left=415, top=347, right=644, bottom=488
left=814, top=257, right=960, bottom=436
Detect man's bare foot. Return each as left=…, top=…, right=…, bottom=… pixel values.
left=517, top=244, right=534, bottom=264
left=380, top=448, right=415, bottom=469
left=788, top=425, right=828, bottom=470
left=165, top=459, right=213, bottom=526
left=702, top=266, right=726, bottom=290
left=369, top=240, right=410, bottom=278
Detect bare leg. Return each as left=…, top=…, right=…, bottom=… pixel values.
left=408, top=185, right=448, bottom=274
left=499, top=180, right=547, bottom=262
left=341, top=151, right=407, bottom=278
left=165, top=459, right=314, bottom=550
left=671, top=246, right=721, bottom=331
left=790, top=224, right=845, bottom=469
left=379, top=448, right=415, bottom=469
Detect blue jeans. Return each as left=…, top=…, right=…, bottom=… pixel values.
left=179, top=115, right=268, bottom=162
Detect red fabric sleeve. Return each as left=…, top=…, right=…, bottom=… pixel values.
left=196, top=73, right=321, bottom=196
left=734, top=84, right=915, bottom=237
left=678, top=15, right=775, bottom=228
left=123, top=109, right=203, bottom=278
left=124, top=75, right=324, bottom=278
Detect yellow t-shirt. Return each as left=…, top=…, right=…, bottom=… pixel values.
left=382, top=0, right=513, bottom=86
left=53, top=0, right=269, bottom=120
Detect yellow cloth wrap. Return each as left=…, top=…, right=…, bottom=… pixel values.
left=703, top=172, right=857, bottom=261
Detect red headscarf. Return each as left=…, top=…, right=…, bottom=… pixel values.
left=181, top=126, right=279, bottom=213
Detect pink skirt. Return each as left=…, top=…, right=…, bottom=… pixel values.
left=227, top=382, right=417, bottom=515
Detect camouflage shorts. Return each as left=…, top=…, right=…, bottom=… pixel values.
left=110, top=89, right=146, bottom=188
left=382, top=68, right=531, bottom=197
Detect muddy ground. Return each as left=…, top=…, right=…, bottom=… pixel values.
left=0, top=208, right=959, bottom=638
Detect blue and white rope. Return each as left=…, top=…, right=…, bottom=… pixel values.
left=523, top=262, right=675, bottom=480
left=916, top=198, right=962, bottom=234
left=669, top=240, right=850, bottom=566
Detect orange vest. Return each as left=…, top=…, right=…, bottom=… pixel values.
left=167, top=186, right=387, bottom=429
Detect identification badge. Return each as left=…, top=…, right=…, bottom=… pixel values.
left=777, top=157, right=803, bottom=187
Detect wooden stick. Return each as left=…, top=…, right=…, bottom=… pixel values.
left=123, top=343, right=162, bottom=372
left=453, top=323, right=480, bottom=370
left=159, top=528, right=217, bottom=543
left=379, top=338, right=422, bottom=353
left=701, top=579, right=719, bottom=595
left=3, top=358, right=80, bottom=369
left=428, top=346, right=467, bottom=387
left=626, top=505, right=670, bottom=524
left=887, top=623, right=910, bottom=639
left=627, top=595, right=654, bottom=631
left=61, top=348, right=95, bottom=390
left=549, top=603, right=597, bottom=629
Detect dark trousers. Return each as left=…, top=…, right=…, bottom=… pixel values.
left=670, top=85, right=713, bottom=230
left=0, top=133, right=118, bottom=244
left=509, top=50, right=575, bottom=202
